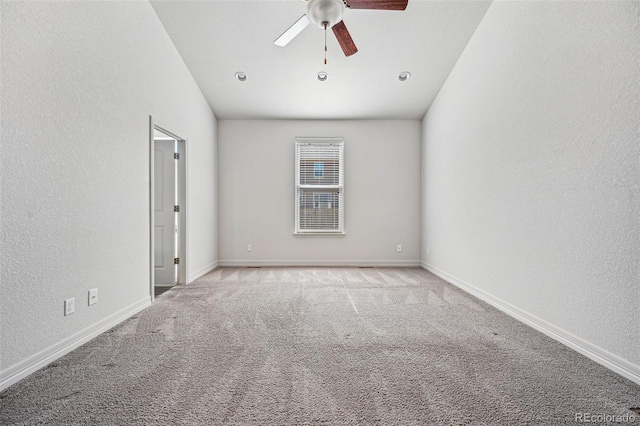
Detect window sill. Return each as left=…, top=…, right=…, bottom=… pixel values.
left=294, top=231, right=346, bottom=236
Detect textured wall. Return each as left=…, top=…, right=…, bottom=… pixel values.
left=219, top=120, right=421, bottom=265
left=1, top=2, right=218, bottom=369
left=422, top=1, right=640, bottom=371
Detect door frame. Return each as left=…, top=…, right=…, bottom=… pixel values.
left=149, top=117, right=188, bottom=301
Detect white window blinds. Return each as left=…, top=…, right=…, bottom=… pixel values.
left=295, top=138, right=344, bottom=234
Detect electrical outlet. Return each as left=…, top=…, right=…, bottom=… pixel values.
left=247, top=244, right=252, bottom=252
left=88, top=288, right=98, bottom=306
left=397, top=244, right=402, bottom=253
left=426, top=246, right=430, bottom=255
left=64, top=298, right=75, bottom=316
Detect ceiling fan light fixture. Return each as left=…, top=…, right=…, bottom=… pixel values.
left=316, top=71, right=329, bottom=82
left=235, top=72, right=247, bottom=82
left=398, top=71, right=411, bottom=81
left=307, top=0, right=345, bottom=28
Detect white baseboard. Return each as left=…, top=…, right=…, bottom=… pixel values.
left=188, top=261, right=218, bottom=282
left=422, top=262, right=640, bottom=386
left=218, top=260, right=422, bottom=268
left=0, top=296, right=151, bottom=391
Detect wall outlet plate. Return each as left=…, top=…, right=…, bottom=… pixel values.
left=247, top=244, right=252, bottom=252
left=88, top=288, right=98, bottom=306
left=397, top=244, right=402, bottom=253
left=64, top=298, right=75, bottom=316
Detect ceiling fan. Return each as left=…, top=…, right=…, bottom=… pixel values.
left=274, top=0, right=408, bottom=63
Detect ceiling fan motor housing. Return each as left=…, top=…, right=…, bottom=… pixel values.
left=307, top=0, right=345, bottom=28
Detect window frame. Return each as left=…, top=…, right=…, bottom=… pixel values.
left=295, top=137, right=345, bottom=235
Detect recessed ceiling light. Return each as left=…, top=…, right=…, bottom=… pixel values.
left=235, top=72, right=247, bottom=82
left=398, top=71, right=411, bottom=82
left=316, top=72, right=328, bottom=82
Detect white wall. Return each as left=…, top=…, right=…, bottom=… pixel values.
left=422, top=1, right=640, bottom=383
left=219, top=120, right=421, bottom=266
left=0, top=1, right=218, bottom=388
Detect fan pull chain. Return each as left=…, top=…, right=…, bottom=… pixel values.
left=323, top=21, right=328, bottom=65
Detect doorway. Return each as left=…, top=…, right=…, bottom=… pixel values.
left=150, top=120, right=187, bottom=300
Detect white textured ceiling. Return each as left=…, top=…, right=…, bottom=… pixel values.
left=150, top=0, right=492, bottom=120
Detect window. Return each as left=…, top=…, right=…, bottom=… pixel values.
left=295, top=138, right=344, bottom=234
left=314, top=162, right=324, bottom=177
left=313, top=193, right=332, bottom=209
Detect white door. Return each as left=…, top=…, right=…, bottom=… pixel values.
left=154, top=140, right=176, bottom=285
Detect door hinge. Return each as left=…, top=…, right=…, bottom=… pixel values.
left=174, top=258, right=180, bottom=265
left=174, top=205, right=180, bottom=212
left=174, top=153, right=180, bottom=160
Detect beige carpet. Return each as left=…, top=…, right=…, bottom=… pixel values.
left=1, top=267, right=638, bottom=425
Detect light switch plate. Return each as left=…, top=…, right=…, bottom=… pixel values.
left=88, top=288, right=98, bottom=306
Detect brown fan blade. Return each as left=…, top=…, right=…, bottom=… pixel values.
left=345, top=0, right=408, bottom=10
left=332, top=20, right=358, bottom=57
